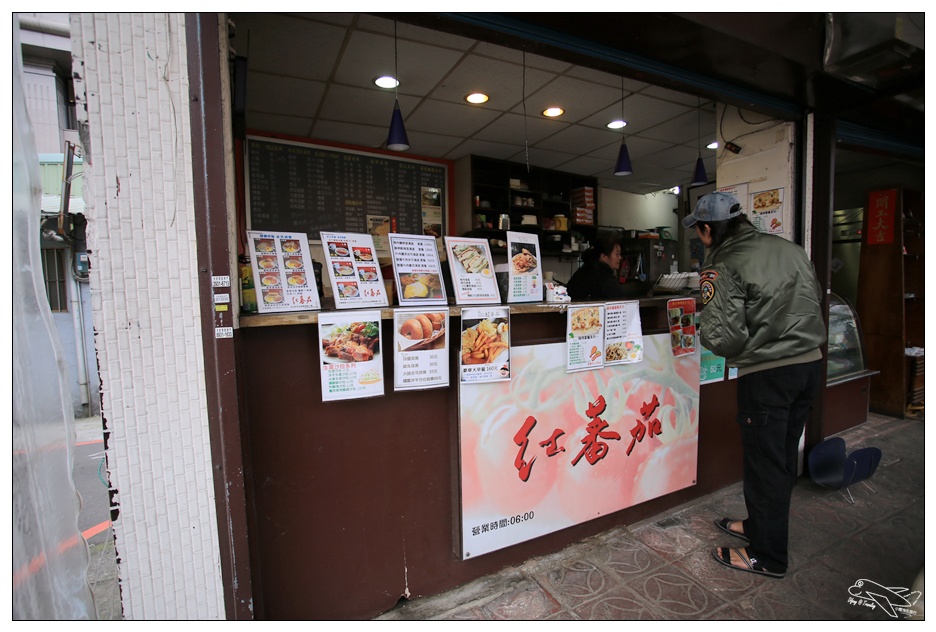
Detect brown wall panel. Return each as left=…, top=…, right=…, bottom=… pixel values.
left=239, top=311, right=743, bottom=619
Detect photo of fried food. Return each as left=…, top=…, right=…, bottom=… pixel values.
left=752, top=188, right=781, bottom=211
left=511, top=247, right=537, bottom=274
left=461, top=319, right=509, bottom=365
left=570, top=307, right=601, bottom=336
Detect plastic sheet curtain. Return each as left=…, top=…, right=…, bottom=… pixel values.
left=12, top=17, right=96, bottom=620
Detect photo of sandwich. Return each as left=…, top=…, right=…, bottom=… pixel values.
left=451, top=244, right=490, bottom=275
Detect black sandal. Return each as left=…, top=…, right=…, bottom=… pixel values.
left=711, top=546, right=784, bottom=579
left=715, top=518, right=751, bottom=543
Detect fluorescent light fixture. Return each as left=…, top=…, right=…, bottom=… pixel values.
left=374, top=76, right=399, bottom=89
left=542, top=107, right=564, bottom=117
left=466, top=93, right=489, bottom=104
left=607, top=120, right=627, bottom=129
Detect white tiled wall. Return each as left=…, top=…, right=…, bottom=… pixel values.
left=71, top=13, right=224, bottom=619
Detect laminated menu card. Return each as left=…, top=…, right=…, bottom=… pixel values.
left=602, top=301, right=644, bottom=365
left=566, top=303, right=605, bottom=372
left=505, top=231, right=544, bottom=303
left=459, top=306, right=510, bottom=383
left=392, top=308, right=450, bottom=391
left=443, top=236, right=501, bottom=305
left=320, top=231, right=389, bottom=309
left=388, top=233, right=447, bottom=306
left=247, top=230, right=321, bottom=313
left=318, top=309, right=384, bottom=401
left=667, top=298, right=697, bottom=357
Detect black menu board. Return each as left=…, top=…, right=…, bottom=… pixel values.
left=246, top=136, right=447, bottom=238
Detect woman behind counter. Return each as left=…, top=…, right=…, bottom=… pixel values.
left=566, top=235, right=627, bottom=301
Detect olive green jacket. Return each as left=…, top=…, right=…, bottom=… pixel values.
left=699, top=223, right=826, bottom=372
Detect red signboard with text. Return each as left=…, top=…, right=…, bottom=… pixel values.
left=865, top=189, right=897, bottom=246
left=458, top=334, right=699, bottom=558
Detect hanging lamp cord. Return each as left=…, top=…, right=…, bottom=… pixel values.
left=523, top=51, right=530, bottom=172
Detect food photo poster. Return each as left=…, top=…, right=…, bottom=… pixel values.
left=393, top=308, right=450, bottom=391
left=388, top=233, right=447, bottom=306
left=566, top=304, right=605, bottom=372
left=460, top=306, right=511, bottom=384
left=246, top=230, right=321, bottom=312
left=505, top=231, right=544, bottom=303
left=320, top=231, right=389, bottom=309
left=603, top=301, right=644, bottom=365
left=667, top=298, right=697, bottom=357
left=444, top=236, right=501, bottom=305
left=318, top=310, right=384, bottom=402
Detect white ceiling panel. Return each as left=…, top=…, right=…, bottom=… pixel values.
left=230, top=12, right=744, bottom=194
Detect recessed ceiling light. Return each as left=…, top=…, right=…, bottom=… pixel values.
left=607, top=120, right=627, bottom=129
left=466, top=93, right=489, bottom=104
left=543, top=107, right=564, bottom=117
left=707, top=141, right=719, bottom=150
left=374, top=76, right=399, bottom=89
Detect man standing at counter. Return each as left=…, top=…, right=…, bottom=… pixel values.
left=683, top=191, right=826, bottom=579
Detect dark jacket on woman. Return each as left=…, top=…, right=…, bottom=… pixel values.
left=566, top=259, right=627, bottom=301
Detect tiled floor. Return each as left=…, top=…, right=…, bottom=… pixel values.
left=376, top=413, right=925, bottom=621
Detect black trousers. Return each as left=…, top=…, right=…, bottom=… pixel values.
left=737, top=360, right=822, bottom=573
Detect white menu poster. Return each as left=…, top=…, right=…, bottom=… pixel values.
left=444, top=236, right=501, bottom=305
left=460, top=306, right=511, bottom=383
left=603, top=301, right=644, bottom=365
left=388, top=233, right=447, bottom=306
left=247, top=230, right=321, bottom=312
left=566, top=303, right=605, bottom=372
left=320, top=232, right=389, bottom=309
left=392, top=308, right=450, bottom=391
left=505, top=231, right=544, bottom=303
left=318, top=310, right=384, bottom=401
left=750, top=187, right=785, bottom=234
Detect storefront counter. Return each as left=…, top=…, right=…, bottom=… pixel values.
left=237, top=297, right=741, bottom=619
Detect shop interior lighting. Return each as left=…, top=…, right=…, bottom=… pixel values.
left=374, top=76, right=399, bottom=89
left=385, top=21, right=410, bottom=151
left=466, top=92, right=489, bottom=104
left=613, top=77, right=633, bottom=176
left=542, top=107, right=564, bottom=117
left=607, top=120, right=626, bottom=129
left=707, top=141, right=718, bottom=150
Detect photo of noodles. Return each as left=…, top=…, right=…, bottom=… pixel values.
left=570, top=307, right=601, bottom=336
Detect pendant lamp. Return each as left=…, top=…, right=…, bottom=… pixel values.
left=614, top=77, right=632, bottom=176
left=690, top=97, right=707, bottom=186
left=386, top=21, right=410, bottom=151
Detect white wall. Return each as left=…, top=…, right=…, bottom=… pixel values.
left=599, top=189, right=680, bottom=236
left=72, top=12, right=225, bottom=620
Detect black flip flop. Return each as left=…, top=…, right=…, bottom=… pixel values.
left=711, top=546, right=785, bottom=579
left=715, top=518, right=751, bottom=543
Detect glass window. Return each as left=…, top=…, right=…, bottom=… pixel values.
left=41, top=248, right=68, bottom=312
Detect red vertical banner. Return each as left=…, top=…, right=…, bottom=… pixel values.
left=865, top=189, right=897, bottom=246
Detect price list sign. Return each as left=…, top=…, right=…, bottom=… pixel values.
left=460, top=307, right=511, bottom=383
left=246, top=230, right=321, bottom=312
left=318, top=310, right=384, bottom=402
left=603, top=301, right=644, bottom=365
left=444, top=236, right=501, bottom=305
left=388, top=233, right=447, bottom=306
left=566, top=304, right=605, bottom=372
left=320, top=232, right=389, bottom=309
left=505, top=231, right=543, bottom=303
left=246, top=136, right=447, bottom=238
left=393, top=308, right=450, bottom=391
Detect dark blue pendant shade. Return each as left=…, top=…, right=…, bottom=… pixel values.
left=386, top=99, right=410, bottom=151
left=690, top=154, right=708, bottom=186
left=614, top=141, right=633, bottom=176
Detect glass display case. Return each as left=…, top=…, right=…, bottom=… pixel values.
left=827, top=292, right=867, bottom=382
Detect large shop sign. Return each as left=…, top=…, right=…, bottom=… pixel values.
left=459, top=334, right=700, bottom=558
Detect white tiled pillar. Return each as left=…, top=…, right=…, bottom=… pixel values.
left=71, top=13, right=224, bottom=619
